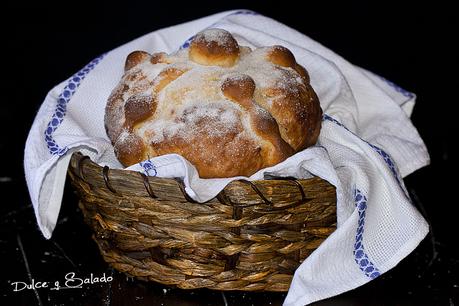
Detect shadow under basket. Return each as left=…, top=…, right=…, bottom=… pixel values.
left=67, top=152, right=336, bottom=292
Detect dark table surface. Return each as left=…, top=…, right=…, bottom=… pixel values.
left=1, top=2, right=457, bottom=305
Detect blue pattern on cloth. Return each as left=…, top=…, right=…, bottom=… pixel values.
left=140, top=160, right=157, bottom=177
left=353, top=189, right=381, bottom=279
left=44, top=54, right=106, bottom=156
left=377, top=75, right=415, bottom=99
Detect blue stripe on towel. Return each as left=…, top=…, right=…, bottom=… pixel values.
left=353, top=189, right=381, bottom=279
left=323, top=114, right=408, bottom=198
left=140, top=160, right=157, bottom=176
left=377, top=75, right=415, bottom=99
left=44, top=54, right=106, bottom=156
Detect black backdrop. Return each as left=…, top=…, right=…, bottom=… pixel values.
left=1, top=1, right=457, bottom=305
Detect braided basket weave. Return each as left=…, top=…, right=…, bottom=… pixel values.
left=67, top=152, right=336, bottom=291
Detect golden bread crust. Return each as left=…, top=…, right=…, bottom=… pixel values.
left=105, top=29, right=322, bottom=178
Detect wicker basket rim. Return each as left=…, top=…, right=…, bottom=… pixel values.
left=69, top=152, right=335, bottom=206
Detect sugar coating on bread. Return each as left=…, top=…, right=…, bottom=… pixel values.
left=105, top=28, right=322, bottom=178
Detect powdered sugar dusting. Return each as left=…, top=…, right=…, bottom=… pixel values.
left=139, top=101, right=241, bottom=144
left=253, top=103, right=273, bottom=120
left=195, top=28, right=234, bottom=48
left=116, top=129, right=131, bottom=144
left=141, top=62, right=168, bottom=81
left=237, top=48, right=304, bottom=95
left=114, top=129, right=141, bottom=156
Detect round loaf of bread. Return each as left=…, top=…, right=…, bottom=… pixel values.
left=105, top=29, right=322, bottom=178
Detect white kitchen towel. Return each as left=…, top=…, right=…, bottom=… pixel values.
left=24, top=10, right=430, bottom=305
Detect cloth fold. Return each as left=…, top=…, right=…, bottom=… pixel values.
left=24, top=10, right=429, bottom=305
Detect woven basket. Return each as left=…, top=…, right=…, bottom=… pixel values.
left=67, top=152, right=336, bottom=292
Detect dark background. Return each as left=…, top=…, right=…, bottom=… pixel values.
left=1, top=1, right=457, bottom=305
